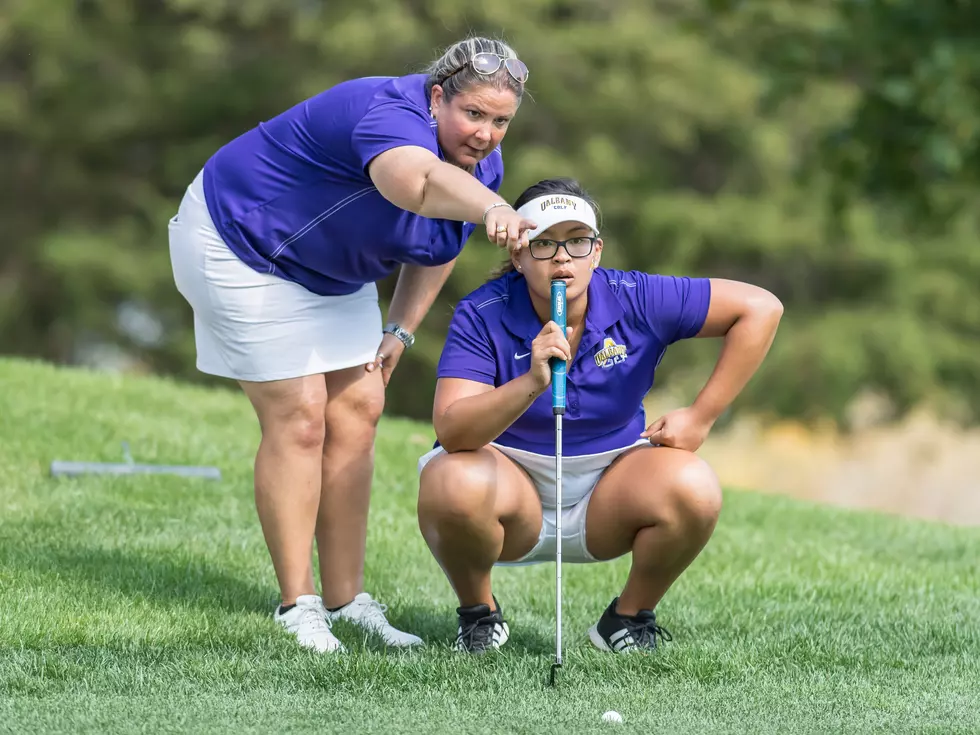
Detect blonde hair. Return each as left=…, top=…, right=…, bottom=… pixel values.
left=424, top=36, right=525, bottom=103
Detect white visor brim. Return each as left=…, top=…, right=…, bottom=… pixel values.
left=516, top=195, right=597, bottom=240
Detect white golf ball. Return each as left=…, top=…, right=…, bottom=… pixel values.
left=601, top=710, right=623, bottom=723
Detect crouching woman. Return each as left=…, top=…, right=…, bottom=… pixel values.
left=417, top=178, right=783, bottom=653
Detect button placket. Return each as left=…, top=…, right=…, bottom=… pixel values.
left=567, top=383, right=580, bottom=416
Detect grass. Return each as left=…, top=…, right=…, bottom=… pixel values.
left=1, top=356, right=978, bottom=734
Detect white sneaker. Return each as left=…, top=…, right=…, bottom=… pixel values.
left=326, top=592, right=424, bottom=648
left=274, top=594, right=345, bottom=653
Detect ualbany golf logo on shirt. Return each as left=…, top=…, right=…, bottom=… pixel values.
left=594, top=337, right=628, bottom=369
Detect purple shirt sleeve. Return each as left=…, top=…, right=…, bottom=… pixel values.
left=436, top=301, right=497, bottom=385
left=640, top=273, right=712, bottom=344
left=350, top=102, right=439, bottom=174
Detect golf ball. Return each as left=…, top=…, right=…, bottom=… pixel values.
left=601, top=710, right=623, bottom=723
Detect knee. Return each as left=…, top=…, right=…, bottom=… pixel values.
left=273, top=398, right=327, bottom=452
left=668, top=457, right=723, bottom=531
left=352, top=386, right=385, bottom=429
left=418, top=452, right=496, bottom=528
left=325, top=386, right=385, bottom=449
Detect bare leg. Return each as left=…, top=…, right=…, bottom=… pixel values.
left=417, top=447, right=542, bottom=608
left=586, top=446, right=723, bottom=615
left=239, top=375, right=328, bottom=605
left=315, top=365, right=385, bottom=609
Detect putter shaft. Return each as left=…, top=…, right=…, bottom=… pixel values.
left=554, top=413, right=563, bottom=669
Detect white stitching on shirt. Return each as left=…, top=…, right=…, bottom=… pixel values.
left=475, top=296, right=507, bottom=310
left=269, top=186, right=377, bottom=260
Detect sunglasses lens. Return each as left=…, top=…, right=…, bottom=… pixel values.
left=505, top=58, right=529, bottom=83
left=472, top=53, right=502, bottom=74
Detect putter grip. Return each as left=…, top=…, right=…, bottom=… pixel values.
left=550, top=280, right=567, bottom=415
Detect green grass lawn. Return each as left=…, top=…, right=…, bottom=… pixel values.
left=1, top=357, right=978, bottom=734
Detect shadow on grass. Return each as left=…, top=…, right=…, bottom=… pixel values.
left=4, top=540, right=274, bottom=615
left=371, top=602, right=555, bottom=655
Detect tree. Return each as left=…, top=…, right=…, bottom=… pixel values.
left=3, top=0, right=979, bottom=426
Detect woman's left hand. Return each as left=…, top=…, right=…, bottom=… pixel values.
left=365, top=333, right=406, bottom=387
left=641, top=406, right=716, bottom=452
left=484, top=205, right=537, bottom=252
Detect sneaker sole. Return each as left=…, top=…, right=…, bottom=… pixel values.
left=300, top=639, right=346, bottom=654
left=588, top=623, right=614, bottom=652
left=328, top=617, right=425, bottom=648
left=276, top=620, right=346, bottom=654
left=384, top=636, right=425, bottom=648
left=497, top=622, right=510, bottom=648
left=333, top=619, right=425, bottom=648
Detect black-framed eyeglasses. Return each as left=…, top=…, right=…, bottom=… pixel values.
left=439, top=52, right=530, bottom=86
left=528, top=236, right=598, bottom=260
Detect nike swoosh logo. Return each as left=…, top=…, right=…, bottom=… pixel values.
left=515, top=351, right=530, bottom=359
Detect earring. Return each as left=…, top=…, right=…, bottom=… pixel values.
left=516, top=265, right=522, bottom=272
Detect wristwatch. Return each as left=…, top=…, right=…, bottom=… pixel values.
left=383, top=322, right=415, bottom=349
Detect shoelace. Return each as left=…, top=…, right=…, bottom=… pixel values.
left=457, top=613, right=499, bottom=650
left=350, top=598, right=390, bottom=629
left=623, top=615, right=672, bottom=650
left=296, top=601, right=333, bottom=634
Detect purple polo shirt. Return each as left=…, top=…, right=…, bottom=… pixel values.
left=436, top=267, right=711, bottom=456
left=201, top=74, right=504, bottom=296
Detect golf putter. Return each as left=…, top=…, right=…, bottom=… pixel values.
left=549, top=279, right=567, bottom=686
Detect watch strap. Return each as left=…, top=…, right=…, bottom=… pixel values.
left=383, top=322, right=415, bottom=349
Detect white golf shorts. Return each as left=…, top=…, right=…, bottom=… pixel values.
left=168, top=170, right=383, bottom=382
left=417, top=439, right=649, bottom=565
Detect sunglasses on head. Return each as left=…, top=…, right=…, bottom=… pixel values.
left=440, top=52, right=530, bottom=86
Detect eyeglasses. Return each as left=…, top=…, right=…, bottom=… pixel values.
left=528, top=236, right=598, bottom=260
left=439, top=52, right=530, bottom=86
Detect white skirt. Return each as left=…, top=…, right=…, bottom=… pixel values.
left=168, top=171, right=383, bottom=382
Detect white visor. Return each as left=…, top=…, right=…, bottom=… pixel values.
left=515, top=195, right=597, bottom=240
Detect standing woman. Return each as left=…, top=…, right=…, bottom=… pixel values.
left=168, top=37, right=535, bottom=653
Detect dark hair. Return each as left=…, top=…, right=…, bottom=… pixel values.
left=490, top=177, right=602, bottom=278
left=424, top=36, right=525, bottom=104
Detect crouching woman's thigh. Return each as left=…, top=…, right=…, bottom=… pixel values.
left=418, top=446, right=543, bottom=562
left=585, top=445, right=723, bottom=562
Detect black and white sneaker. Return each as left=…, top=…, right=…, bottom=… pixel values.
left=588, top=597, right=673, bottom=653
left=455, top=596, right=510, bottom=653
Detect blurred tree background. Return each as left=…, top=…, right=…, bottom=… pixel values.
left=3, top=0, right=979, bottom=427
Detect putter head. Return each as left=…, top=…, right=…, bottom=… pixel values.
left=549, top=661, right=562, bottom=687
